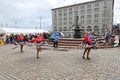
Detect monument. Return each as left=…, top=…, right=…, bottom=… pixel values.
left=73, top=15, right=81, bottom=38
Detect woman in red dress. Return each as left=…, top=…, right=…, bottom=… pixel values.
left=82, top=32, right=92, bottom=59
left=30, top=34, right=45, bottom=59
left=17, top=34, right=25, bottom=53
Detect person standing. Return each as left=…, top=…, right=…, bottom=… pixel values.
left=82, top=32, right=92, bottom=60
left=104, top=31, right=110, bottom=47
left=53, top=34, right=60, bottom=48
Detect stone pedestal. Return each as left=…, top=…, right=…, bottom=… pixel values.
left=73, top=27, right=81, bottom=38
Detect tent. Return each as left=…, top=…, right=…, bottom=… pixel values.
left=0, top=27, right=48, bottom=34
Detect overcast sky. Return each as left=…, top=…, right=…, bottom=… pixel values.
left=0, top=0, right=120, bottom=31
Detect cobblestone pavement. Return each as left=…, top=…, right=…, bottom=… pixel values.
left=0, top=44, right=120, bottom=80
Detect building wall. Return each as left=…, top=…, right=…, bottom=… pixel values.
left=52, top=0, right=114, bottom=37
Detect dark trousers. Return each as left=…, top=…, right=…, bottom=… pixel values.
left=54, top=41, right=58, bottom=48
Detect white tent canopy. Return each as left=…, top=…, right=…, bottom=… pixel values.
left=0, top=27, right=48, bottom=34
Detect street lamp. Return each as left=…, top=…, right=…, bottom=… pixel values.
left=39, top=16, right=42, bottom=29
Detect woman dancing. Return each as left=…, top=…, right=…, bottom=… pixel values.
left=17, top=34, right=25, bottom=53
left=82, top=32, right=92, bottom=60
left=29, top=34, right=46, bottom=59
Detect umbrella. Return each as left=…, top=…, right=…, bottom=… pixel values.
left=53, top=31, right=65, bottom=37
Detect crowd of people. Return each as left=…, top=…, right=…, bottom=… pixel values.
left=0, top=32, right=51, bottom=45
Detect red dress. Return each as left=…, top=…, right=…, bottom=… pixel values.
left=17, top=35, right=24, bottom=41
left=30, top=37, right=45, bottom=48
left=17, top=35, right=25, bottom=45
left=83, top=35, right=92, bottom=47
left=30, top=37, right=45, bottom=43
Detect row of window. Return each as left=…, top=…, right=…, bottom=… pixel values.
left=54, top=8, right=109, bottom=18
left=61, top=6, right=108, bottom=13
left=54, top=25, right=108, bottom=32
left=54, top=18, right=109, bottom=25
left=55, top=1, right=107, bottom=13
left=56, top=8, right=99, bottom=17
left=57, top=13, right=108, bottom=20
left=54, top=1, right=108, bottom=14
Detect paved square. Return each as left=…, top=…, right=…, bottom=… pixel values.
left=0, top=44, right=120, bottom=80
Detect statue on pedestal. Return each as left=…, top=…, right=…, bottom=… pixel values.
left=73, top=15, right=81, bottom=38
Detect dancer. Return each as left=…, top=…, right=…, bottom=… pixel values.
left=29, top=34, right=46, bottom=59
left=17, top=34, right=25, bottom=53
left=82, top=32, right=92, bottom=60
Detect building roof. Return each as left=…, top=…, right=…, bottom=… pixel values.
left=51, top=0, right=111, bottom=10
left=0, top=27, right=48, bottom=34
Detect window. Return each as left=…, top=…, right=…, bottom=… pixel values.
left=54, top=27, right=57, bottom=31
left=87, top=26, right=92, bottom=31
left=64, top=27, right=67, bottom=31
left=104, top=6, right=107, bottom=10
left=81, top=10, right=85, bottom=14
left=69, top=21, right=72, bottom=25
left=102, top=10, right=110, bottom=17
left=81, top=26, right=85, bottom=29
left=69, top=27, right=72, bottom=31
left=102, top=25, right=106, bottom=32
left=54, top=14, right=56, bottom=17
left=94, top=19, right=99, bottom=23
left=87, top=4, right=91, bottom=8
left=81, top=15, right=85, bottom=19
left=94, top=26, right=99, bottom=32
left=64, top=22, right=67, bottom=25
left=102, top=18, right=109, bottom=23
left=87, top=15, right=91, bottom=19
left=94, top=8, right=99, bottom=12
left=102, top=13, right=107, bottom=17
left=74, top=11, right=78, bottom=15
left=94, top=2, right=99, bottom=7
left=87, top=20, right=91, bottom=24
left=69, top=17, right=72, bottom=20
left=59, top=18, right=62, bottom=21
left=69, top=8, right=72, bottom=11
left=102, top=18, right=105, bottom=22
left=59, top=27, right=62, bottom=31
left=64, top=8, right=67, bottom=12
left=81, top=5, right=85, bottom=9
left=64, top=13, right=67, bottom=16
left=54, top=23, right=57, bottom=26
left=54, top=11, right=56, bottom=13
left=104, top=1, right=107, bottom=5
left=59, top=22, right=62, bottom=25
left=54, top=17, right=57, bottom=21
left=59, top=9, right=62, bottom=12
left=59, top=13, right=62, bottom=17
left=74, top=6, right=78, bottom=10
left=64, top=17, right=67, bottom=21
left=81, top=20, right=84, bottom=24
left=94, top=14, right=99, bottom=18
left=87, top=9, right=91, bottom=14
left=69, top=12, right=72, bottom=16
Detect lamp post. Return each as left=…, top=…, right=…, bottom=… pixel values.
left=39, top=16, right=42, bottom=29
left=15, top=20, right=17, bottom=28
left=1, top=22, right=3, bottom=27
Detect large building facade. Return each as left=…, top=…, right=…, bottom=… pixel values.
left=52, top=0, right=114, bottom=37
